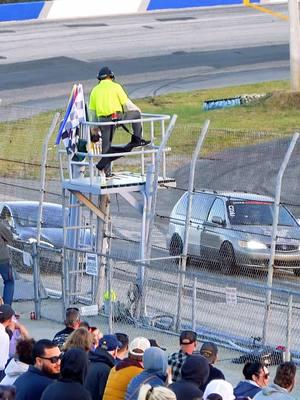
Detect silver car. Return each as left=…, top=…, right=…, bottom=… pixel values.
left=0, top=201, right=93, bottom=269
left=167, top=191, right=300, bottom=276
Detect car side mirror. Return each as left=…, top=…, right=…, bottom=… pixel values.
left=211, top=216, right=225, bottom=226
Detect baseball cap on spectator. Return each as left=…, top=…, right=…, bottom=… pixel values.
left=99, top=335, right=121, bottom=351
left=203, top=379, right=235, bottom=400
left=180, top=330, right=197, bottom=345
left=0, top=304, right=15, bottom=323
left=129, top=337, right=150, bottom=356
left=200, top=342, right=218, bottom=363
left=149, top=339, right=166, bottom=351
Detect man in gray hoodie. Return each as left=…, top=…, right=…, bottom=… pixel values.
left=253, top=362, right=296, bottom=400
left=0, top=221, right=14, bottom=305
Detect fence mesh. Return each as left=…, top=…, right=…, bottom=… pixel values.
left=2, top=104, right=300, bottom=357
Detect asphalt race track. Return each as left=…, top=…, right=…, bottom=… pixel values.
left=0, top=4, right=290, bottom=110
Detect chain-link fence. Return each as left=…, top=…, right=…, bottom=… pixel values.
left=2, top=104, right=300, bottom=359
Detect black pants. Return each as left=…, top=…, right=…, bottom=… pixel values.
left=97, top=110, right=142, bottom=173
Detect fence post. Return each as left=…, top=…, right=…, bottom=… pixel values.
left=262, top=132, right=299, bottom=344
left=192, top=277, right=197, bottom=332
left=32, top=242, right=41, bottom=319
left=284, top=294, right=293, bottom=361
left=175, top=120, right=210, bottom=332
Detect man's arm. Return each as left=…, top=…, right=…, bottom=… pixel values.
left=0, top=223, right=14, bottom=244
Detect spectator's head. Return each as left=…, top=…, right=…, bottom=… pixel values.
left=206, top=395, right=223, bottom=400
left=242, top=362, right=269, bottom=387
left=97, top=66, right=115, bottom=81
left=0, top=305, right=15, bottom=327
left=0, top=385, right=16, bottom=400
left=64, top=307, right=80, bottom=329
left=128, top=337, right=151, bottom=362
left=33, top=339, right=61, bottom=376
left=16, top=338, right=36, bottom=365
left=115, top=332, right=129, bottom=359
left=90, top=326, right=103, bottom=348
left=274, top=361, right=296, bottom=392
left=63, top=327, right=93, bottom=353
left=181, top=354, right=209, bottom=387
left=200, top=342, right=219, bottom=364
left=204, top=379, right=235, bottom=400
left=143, top=347, right=168, bottom=376
left=98, top=335, right=121, bottom=358
left=61, top=348, right=89, bottom=384
left=138, top=384, right=176, bottom=400
left=179, top=330, right=197, bottom=354
left=79, top=321, right=90, bottom=331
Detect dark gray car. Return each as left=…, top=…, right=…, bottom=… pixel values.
left=167, top=191, right=300, bottom=276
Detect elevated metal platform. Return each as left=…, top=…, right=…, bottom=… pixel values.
left=62, top=171, right=176, bottom=195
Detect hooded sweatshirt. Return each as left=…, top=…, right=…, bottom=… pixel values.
left=41, top=348, right=91, bottom=400
left=125, top=347, right=167, bottom=400
left=253, top=383, right=295, bottom=400
left=169, top=354, right=209, bottom=400
left=234, top=380, right=262, bottom=398
left=0, top=358, right=29, bottom=385
left=84, top=347, right=115, bottom=400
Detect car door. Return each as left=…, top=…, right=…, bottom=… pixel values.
left=188, top=193, right=215, bottom=256
left=201, top=197, right=226, bottom=262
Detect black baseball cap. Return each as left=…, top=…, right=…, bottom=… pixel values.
left=0, top=304, right=15, bottom=323
left=180, top=330, right=197, bottom=345
left=200, top=342, right=218, bottom=363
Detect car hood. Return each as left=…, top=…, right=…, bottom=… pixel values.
left=17, top=227, right=64, bottom=248
left=233, top=225, right=300, bottom=242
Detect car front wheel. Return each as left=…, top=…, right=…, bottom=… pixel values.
left=169, top=233, right=183, bottom=257
left=219, top=242, right=236, bottom=275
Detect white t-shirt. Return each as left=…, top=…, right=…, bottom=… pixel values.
left=0, top=323, right=9, bottom=371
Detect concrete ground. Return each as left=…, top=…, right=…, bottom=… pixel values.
left=11, top=300, right=299, bottom=398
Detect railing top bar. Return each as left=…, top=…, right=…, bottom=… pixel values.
left=82, top=113, right=170, bottom=127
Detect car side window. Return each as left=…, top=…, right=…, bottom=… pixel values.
left=191, top=193, right=215, bottom=221
left=207, top=198, right=225, bottom=222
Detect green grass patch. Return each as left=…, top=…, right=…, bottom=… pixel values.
left=2, top=79, right=300, bottom=177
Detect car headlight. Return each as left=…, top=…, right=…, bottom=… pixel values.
left=238, top=240, right=267, bottom=250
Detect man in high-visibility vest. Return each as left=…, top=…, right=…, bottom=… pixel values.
left=89, top=66, right=150, bottom=177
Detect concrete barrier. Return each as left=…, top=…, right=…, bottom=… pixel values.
left=0, top=0, right=258, bottom=22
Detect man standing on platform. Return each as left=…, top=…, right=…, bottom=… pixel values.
left=89, top=66, right=150, bottom=177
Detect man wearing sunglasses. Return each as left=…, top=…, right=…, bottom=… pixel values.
left=234, top=362, right=270, bottom=399
left=14, top=339, right=61, bottom=400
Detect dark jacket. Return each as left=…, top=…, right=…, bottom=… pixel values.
left=200, top=364, right=225, bottom=392
left=234, top=380, right=262, bottom=399
left=14, top=365, right=56, bottom=400
left=169, top=355, right=209, bottom=400
left=84, top=347, right=115, bottom=400
left=52, top=327, right=74, bottom=349
left=41, top=348, right=91, bottom=400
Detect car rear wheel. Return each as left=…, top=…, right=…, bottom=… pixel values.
left=219, top=242, right=236, bottom=275
left=169, top=233, right=183, bottom=257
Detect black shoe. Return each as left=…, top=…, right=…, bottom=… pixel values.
left=130, top=138, right=151, bottom=148
left=105, top=172, right=115, bottom=178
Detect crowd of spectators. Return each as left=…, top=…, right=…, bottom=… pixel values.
left=0, top=303, right=297, bottom=400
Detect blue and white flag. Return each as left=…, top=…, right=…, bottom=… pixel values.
left=55, top=84, right=86, bottom=156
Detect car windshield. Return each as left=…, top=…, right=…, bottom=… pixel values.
left=13, top=205, right=64, bottom=228
left=226, top=200, right=297, bottom=227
